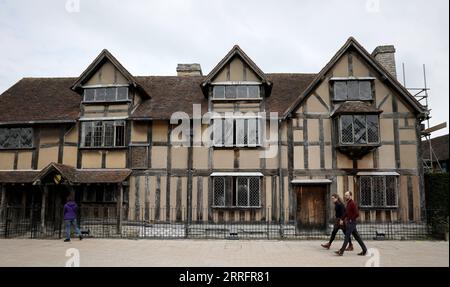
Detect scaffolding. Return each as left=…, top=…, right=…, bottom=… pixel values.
left=402, top=63, right=445, bottom=172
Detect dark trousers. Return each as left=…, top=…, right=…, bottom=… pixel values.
left=340, top=220, right=367, bottom=253
left=329, top=222, right=352, bottom=245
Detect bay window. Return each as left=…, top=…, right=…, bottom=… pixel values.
left=339, top=114, right=379, bottom=145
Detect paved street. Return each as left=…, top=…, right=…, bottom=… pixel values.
left=0, top=239, right=448, bottom=267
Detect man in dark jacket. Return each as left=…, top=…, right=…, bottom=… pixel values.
left=321, top=194, right=353, bottom=250
left=335, top=191, right=367, bottom=256
left=64, top=197, right=82, bottom=242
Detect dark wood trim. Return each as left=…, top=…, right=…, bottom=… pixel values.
left=392, top=96, right=401, bottom=168
left=187, top=120, right=193, bottom=224
left=101, top=151, right=106, bottom=169
left=415, top=119, right=426, bottom=219
left=147, top=121, right=153, bottom=169
left=271, top=175, right=277, bottom=221
left=407, top=176, right=414, bottom=221
left=144, top=175, right=150, bottom=221
left=319, top=118, right=325, bottom=169
left=208, top=176, right=213, bottom=222
left=287, top=120, right=295, bottom=221
left=381, top=112, right=415, bottom=118
left=314, top=93, right=330, bottom=112
left=13, top=151, right=18, bottom=170
left=303, top=108, right=309, bottom=169
left=373, top=149, right=379, bottom=168
left=377, top=94, right=390, bottom=109
left=166, top=124, right=172, bottom=221
left=176, top=177, right=182, bottom=221
left=296, top=114, right=330, bottom=119
left=197, top=176, right=203, bottom=221
left=348, top=52, right=353, bottom=76
left=126, top=121, right=132, bottom=168
left=116, top=184, right=123, bottom=234
left=76, top=123, right=82, bottom=169
left=155, top=175, right=161, bottom=220
left=135, top=176, right=140, bottom=220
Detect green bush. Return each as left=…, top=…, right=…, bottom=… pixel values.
left=425, top=172, right=449, bottom=239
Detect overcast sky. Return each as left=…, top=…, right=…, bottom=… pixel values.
left=0, top=0, right=448, bottom=137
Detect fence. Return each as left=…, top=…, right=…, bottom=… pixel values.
left=0, top=206, right=444, bottom=240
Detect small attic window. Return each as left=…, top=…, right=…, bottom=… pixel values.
left=213, top=85, right=260, bottom=99
left=83, top=86, right=129, bottom=103
left=333, top=80, right=372, bottom=101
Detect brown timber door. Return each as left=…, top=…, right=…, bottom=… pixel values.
left=296, top=185, right=326, bottom=229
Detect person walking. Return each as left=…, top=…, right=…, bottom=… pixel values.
left=321, top=194, right=353, bottom=251
left=335, top=191, right=367, bottom=256
left=63, top=196, right=82, bottom=242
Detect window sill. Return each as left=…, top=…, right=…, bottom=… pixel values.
left=211, top=98, right=262, bottom=102
left=359, top=206, right=399, bottom=210
left=0, top=147, right=35, bottom=151
left=79, top=146, right=128, bottom=150
left=213, top=145, right=263, bottom=149
left=211, top=206, right=262, bottom=210
left=337, top=143, right=381, bottom=147
left=82, top=100, right=131, bottom=105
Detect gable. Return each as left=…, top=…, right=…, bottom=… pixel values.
left=84, top=59, right=129, bottom=86
left=296, top=49, right=417, bottom=115
left=284, top=37, right=427, bottom=118
left=211, top=56, right=262, bottom=83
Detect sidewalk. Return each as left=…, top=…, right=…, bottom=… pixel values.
left=0, top=239, right=448, bottom=267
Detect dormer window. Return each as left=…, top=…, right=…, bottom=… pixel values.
left=333, top=79, right=373, bottom=101
left=83, top=86, right=129, bottom=103
left=213, top=85, right=261, bottom=99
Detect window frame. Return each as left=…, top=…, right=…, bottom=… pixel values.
left=80, top=120, right=127, bottom=149
left=338, top=114, right=380, bottom=146
left=212, top=176, right=261, bottom=208
left=213, top=85, right=261, bottom=100
left=213, top=117, right=262, bottom=148
left=332, top=80, right=374, bottom=102
left=0, top=127, right=34, bottom=150
left=82, top=86, right=130, bottom=103
left=358, top=176, right=398, bottom=209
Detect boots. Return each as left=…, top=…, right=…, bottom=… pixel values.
left=335, top=250, right=344, bottom=256
left=321, top=243, right=331, bottom=249
left=345, top=244, right=354, bottom=251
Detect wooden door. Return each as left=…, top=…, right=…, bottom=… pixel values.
left=296, top=185, right=326, bottom=229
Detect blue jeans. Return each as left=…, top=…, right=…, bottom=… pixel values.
left=65, top=219, right=81, bottom=240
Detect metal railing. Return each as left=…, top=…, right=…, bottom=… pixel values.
left=0, top=206, right=445, bottom=240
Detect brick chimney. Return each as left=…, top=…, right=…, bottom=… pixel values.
left=176, top=63, right=203, bottom=76
left=372, top=45, right=397, bottom=79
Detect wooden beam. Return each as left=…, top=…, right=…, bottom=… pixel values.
left=187, top=120, right=194, bottom=224
left=416, top=119, right=426, bottom=220
left=421, top=122, right=447, bottom=135
left=40, top=186, right=48, bottom=234
left=116, top=184, right=123, bottom=234
left=155, top=175, right=161, bottom=221
left=0, top=185, right=6, bottom=222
